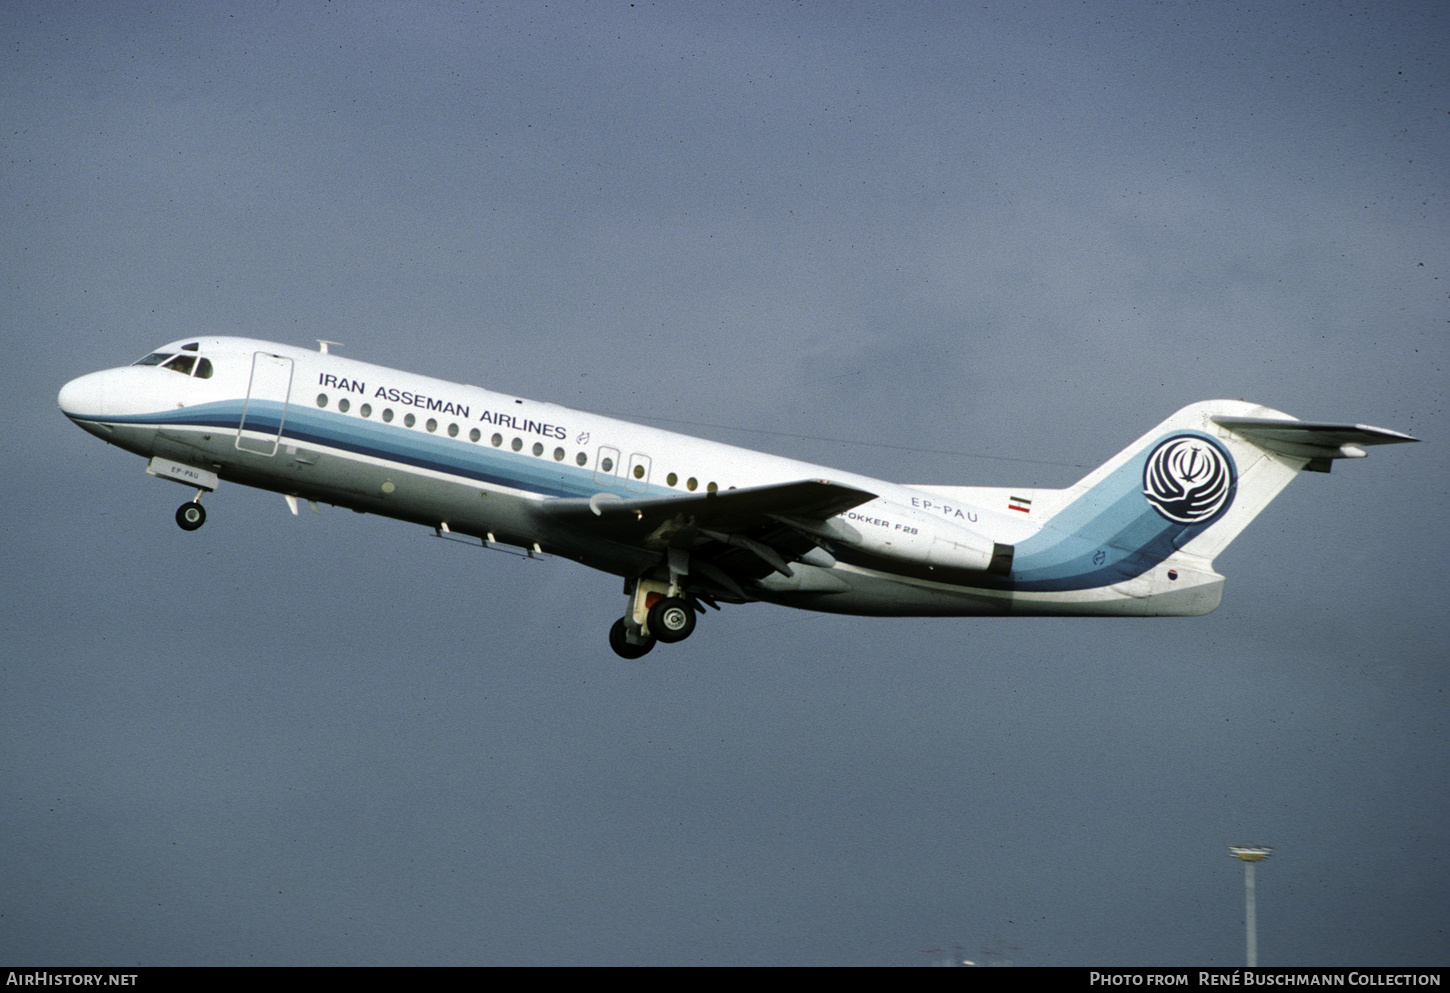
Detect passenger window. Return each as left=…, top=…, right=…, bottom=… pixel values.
left=511, top=438, right=523, bottom=452
left=625, top=454, right=651, bottom=492
left=707, top=481, right=718, bottom=493
left=532, top=442, right=544, bottom=456
left=553, top=447, right=565, bottom=461
left=162, top=355, right=195, bottom=375
left=667, top=472, right=678, bottom=486
left=338, top=398, right=350, bottom=413
left=360, top=404, right=372, bottom=418
left=575, top=452, right=587, bottom=466
left=194, top=358, right=213, bottom=379
left=687, top=477, right=698, bottom=491
left=426, top=418, right=437, bottom=432
left=383, top=408, right=394, bottom=423
left=448, top=423, right=459, bottom=438
left=404, top=413, right=416, bottom=427
left=492, top=433, right=503, bottom=447
left=469, top=428, right=481, bottom=442
left=317, top=394, right=329, bottom=408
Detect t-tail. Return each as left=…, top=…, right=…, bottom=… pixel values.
left=999, top=400, right=1417, bottom=617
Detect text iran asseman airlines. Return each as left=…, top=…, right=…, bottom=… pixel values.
left=318, top=372, right=567, bottom=439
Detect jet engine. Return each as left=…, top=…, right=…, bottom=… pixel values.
left=803, top=499, right=1013, bottom=576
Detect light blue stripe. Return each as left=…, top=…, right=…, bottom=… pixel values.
left=81, top=401, right=673, bottom=500
left=1005, top=431, right=1236, bottom=591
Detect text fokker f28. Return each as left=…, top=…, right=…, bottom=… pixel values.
left=58, top=338, right=1417, bottom=657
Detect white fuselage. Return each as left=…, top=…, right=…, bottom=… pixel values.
left=59, top=336, right=1235, bottom=620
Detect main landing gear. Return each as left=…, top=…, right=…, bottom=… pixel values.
left=175, top=491, right=207, bottom=531
left=609, top=617, right=653, bottom=659
left=608, top=577, right=700, bottom=659
left=649, top=597, right=696, bottom=643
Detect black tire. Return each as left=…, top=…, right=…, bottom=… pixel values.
left=648, top=597, right=696, bottom=643
left=176, top=502, right=206, bottom=531
left=609, top=618, right=654, bottom=659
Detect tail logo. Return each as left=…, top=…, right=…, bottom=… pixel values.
left=1143, top=435, right=1235, bottom=525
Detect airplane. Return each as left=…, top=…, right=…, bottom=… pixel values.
left=58, top=337, right=1418, bottom=658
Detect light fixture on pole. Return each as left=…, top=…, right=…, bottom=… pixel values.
left=1228, top=846, right=1272, bottom=966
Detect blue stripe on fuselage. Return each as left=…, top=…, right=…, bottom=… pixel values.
left=832, top=431, right=1235, bottom=593
left=80, top=406, right=1232, bottom=594
left=73, top=400, right=666, bottom=501
left=994, top=430, right=1235, bottom=591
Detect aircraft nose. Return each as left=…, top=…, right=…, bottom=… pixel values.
left=58, top=370, right=109, bottom=419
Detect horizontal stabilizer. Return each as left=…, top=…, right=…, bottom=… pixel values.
left=1211, top=415, right=1418, bottom=465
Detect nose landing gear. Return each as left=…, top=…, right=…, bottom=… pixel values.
left=175, top=491, right=207, bottom=531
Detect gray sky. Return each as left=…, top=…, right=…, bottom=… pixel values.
left=3, top=0, right=1445, bottom=966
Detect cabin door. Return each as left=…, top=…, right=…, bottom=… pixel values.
left=236, top=352, right=295, bottom=456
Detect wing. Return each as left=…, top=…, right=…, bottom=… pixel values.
left=537, top=479, right=877, bottom=601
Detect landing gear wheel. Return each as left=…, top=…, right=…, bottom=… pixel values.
left=176, top=501, right=206, bottom=531
left=609, top=618, right=655, bottom=659
left=648, top=597, right=696, bottom=644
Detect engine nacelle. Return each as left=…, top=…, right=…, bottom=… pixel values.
left=812, top=499, right=1013, bottom=576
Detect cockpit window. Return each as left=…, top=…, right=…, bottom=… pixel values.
left=135, top=349, right=215, bottom=377
left=163, top=355, right=196, bottom=375
left=181, top=342, right=199, bottom=351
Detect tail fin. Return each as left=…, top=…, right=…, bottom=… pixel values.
left=1006, top=400, right=1416, bottom=616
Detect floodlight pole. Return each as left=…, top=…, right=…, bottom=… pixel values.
left=1229, top=847, right=1272, bottom=967
left=1244, top=859, right=1257, bottom=966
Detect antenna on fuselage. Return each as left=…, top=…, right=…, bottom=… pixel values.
left=316, top=340, right=344, bottom=354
